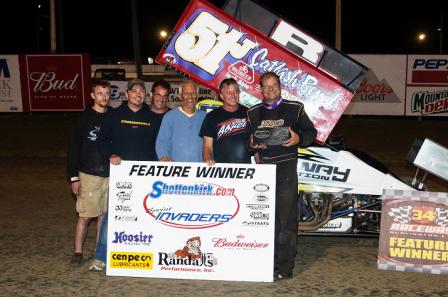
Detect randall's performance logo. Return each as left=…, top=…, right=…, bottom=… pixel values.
left=159, top=237, right=218, bottom=272
left=411, top=89, right=448, bottom=115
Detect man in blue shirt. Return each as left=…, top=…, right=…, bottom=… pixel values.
left=156, top=80, right=206, bottom=162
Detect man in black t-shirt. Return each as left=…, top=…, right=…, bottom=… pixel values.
left=200, top=78, right=251, bottom=164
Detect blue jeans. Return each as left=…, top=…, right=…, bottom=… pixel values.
left=94, top=212, right=108, bottom=263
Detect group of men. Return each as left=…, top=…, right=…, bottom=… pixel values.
left=67, top=72, right=317, bottom=281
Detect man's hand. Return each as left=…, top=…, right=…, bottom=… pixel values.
left=205, top=159, right=215, bottom=166
left=160, top=156, right=172, bottom=162
left=71, top=181, right=80, bottom=196
left=282, top=127, right=299, bottom=147
left=250, top=134, right=267, bottom=150
left=109, top=154, right=122, bottom=165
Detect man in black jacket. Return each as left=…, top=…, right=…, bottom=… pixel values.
left=67, top=80, right=111, bottom=265
left=247, top=72, right=317, bottom=281
left=89, top=79, right=161, bottom=271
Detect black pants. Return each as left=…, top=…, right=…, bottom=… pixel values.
left=274, top=159, right=298, bottom=275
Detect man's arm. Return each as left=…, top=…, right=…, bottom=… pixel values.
left=296, top=108, right=317, bottom=147
left=97, top=113, right=114, bottom=161
left=202, top=136, right=215, bottom=165
left=67, top=117, right=81, bottom=194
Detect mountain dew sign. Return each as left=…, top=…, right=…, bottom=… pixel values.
left=156, top=0, right=356, bottom=143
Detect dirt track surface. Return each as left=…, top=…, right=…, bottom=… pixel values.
left=1, top=114, right=448, bottom=296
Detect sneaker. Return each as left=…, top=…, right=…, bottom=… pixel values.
left=70, top=253, right=83, bottom=265
left=274, top=271, right=292, bottom=281
left=89, top=259, right=106, bottom=271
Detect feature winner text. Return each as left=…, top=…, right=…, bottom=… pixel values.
left=129, top=164, right=256, bottom=179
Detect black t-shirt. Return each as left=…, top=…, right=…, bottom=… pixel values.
left=200, top=105, right=251, bottom=163
left=149, top=108, right=171, bottom=136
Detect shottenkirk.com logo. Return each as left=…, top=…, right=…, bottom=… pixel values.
left=143, top=180, right=239, bottom=229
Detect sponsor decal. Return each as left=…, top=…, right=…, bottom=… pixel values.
left=253, top=183, right=269, bottom=192
left=316, top=217, right=352, bottom=232
left=253, top=194, right=269, bottom=203
left=250, top=211, right=269, bottom=220
left=143, top=180, right=240, bottom=229
left=116, top=181, right=132, bottom=189
left=23, top=54, right=89, bottom=111
left=298, top=161, right=350, bottom=182
left=246, top=203, right=269, bottom=210
left=114, top=215, right=137, bottom=222
left=115, top=205, right=132, bottom=212
left=388, top=204, right=448, bottom=234
left=159, top=237, right=217, bottom=273
left=112, top=231, right=153, bottom=245
left=212, top=234, right=269, bottom=250
left=411, top=58, right=448, bottom=84
left=353, top=71, right=401, bottom=103
left=242, top=220, right=269, bottom=227
left=116, top=190, right=132, bottom=203
left=410, top=89, right=448, bottom=115
left=110, top=252, right=153, bottom=270
left=216, top=118, right=247, bottom=139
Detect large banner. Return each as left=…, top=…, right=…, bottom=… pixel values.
left=107, top=161, right=276, bottom=282
left=19, top=54, right=91, bottom=112
left=156, top=0, right=357, bottom=143
left=0, top=55, right=23, bottom=112
left=378, top=189, right=448, bottom=274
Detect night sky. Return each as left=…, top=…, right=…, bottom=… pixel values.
left=2, top=0, right=447, bottom=63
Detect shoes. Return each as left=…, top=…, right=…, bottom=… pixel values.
left=70, top=253, right=83, bottom=265
left=89, top=259, right=106, bottom=271
left=274, top=271, right=292, bottom=281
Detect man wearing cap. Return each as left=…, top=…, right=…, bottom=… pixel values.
left=89, top=79, right=160, bottom=271
left=98, top=79, right=160, bottom=163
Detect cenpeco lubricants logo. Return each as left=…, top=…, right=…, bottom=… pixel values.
left=110, top=252, right=153, bottom=270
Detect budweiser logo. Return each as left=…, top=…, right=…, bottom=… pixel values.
left=30, top=72, right=79, bottom=92
left=212, top=237, right=269, bottom=249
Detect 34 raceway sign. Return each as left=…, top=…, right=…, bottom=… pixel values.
left=156, top=0, right=354, bottom=143
left=107, top=161, right=276, bottom=282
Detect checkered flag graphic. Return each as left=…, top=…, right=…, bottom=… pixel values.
left=388, top=205, right=412, bottom=224
left=435, top=208, right=448, bottom=226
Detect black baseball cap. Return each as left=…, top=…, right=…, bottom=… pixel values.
left=127, top=79, right=146, bottom=91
